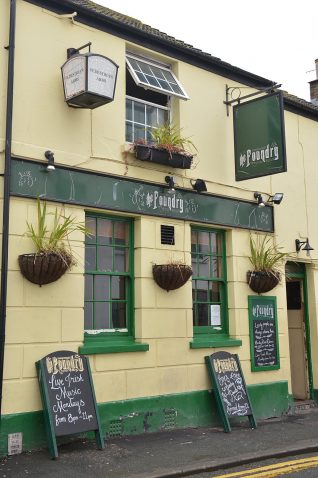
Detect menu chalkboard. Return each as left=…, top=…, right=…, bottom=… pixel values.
left=248, top=296, right=280, bottom=372
left=205, top=351, right=256, bottom=432
left=36, top=351, right=104, bottom=458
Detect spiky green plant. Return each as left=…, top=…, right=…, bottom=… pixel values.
left=150, top=123, right=197, bottom=156
left=25, top=199, right=89, bottom=266
left=249, top=234, right=289, bottom=278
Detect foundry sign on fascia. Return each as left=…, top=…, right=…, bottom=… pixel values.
left=10, top=159, right=274, bottom=232
left=234, top=92, right=287, bottom=181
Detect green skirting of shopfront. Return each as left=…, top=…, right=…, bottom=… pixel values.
left=0, top=381, right=292, bottom=456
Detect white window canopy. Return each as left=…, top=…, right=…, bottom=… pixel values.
left=126, top=55, right=189, bottom=100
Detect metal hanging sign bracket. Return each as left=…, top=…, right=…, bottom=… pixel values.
left=224, top=83, right=281, bottom=116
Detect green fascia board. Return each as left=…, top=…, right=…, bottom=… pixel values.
left=79, top=340, right=149, bottom=354
left=11, top=158, right=274, bottom=233
left=190, top=337, right=242, bottom=349
left=0, top=381, right=289, bottom=456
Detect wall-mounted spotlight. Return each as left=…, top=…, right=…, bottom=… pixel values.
left=191, top=179, right=207, bottom=193
left=295, top=238, right=314, bottom=256
left=44, top=150, right=55, bottom=171
left=254, top=192, right=284, bottom=207
left=165, top=175, right=175, bottom=194
left=254, top=192, right=265, bottom=207
left=268, top=193, right=284, bottom=205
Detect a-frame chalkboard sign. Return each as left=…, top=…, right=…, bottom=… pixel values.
left=36, top=350, right=104, bottom=459
left=205, top=351, right=257, bottom=432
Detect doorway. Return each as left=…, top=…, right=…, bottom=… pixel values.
left=286, top=263, right=312, bottom=400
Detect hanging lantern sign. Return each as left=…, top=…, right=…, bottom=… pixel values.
left=61, top=52, right=119, bottom=109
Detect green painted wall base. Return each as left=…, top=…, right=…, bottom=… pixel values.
left=0, top=381, right=289, bottom=457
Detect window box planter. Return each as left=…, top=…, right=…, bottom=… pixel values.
left=134, top=144, right=193, bottom=169
left=247, top=270, right=280, bottom=294
left=153, top=263, right=192, bottom=291
left=18, top=252, right=72, bottom=286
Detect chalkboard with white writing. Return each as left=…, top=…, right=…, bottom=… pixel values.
left=248, top=296, right=280, bottom=372
left=205, top=351, right=256, bottom=432
left=36, top=351, right=104, bottom=458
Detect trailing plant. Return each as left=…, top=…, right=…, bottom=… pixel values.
left=25, top=199, right=89, bottom=266
left=248, top=234, right=289, bottom=278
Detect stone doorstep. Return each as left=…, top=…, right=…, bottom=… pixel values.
left=287, top=400, right=317, bottom=415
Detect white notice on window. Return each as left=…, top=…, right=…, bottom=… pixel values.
left=210, top=305, right=221, bottom=326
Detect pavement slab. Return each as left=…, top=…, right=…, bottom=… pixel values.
left=1, top=410, right=318, bottom=478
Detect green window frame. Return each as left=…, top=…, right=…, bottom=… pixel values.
left=80, top=213, right=148, bottom=355
left=190, top=227, right=241, bottom=349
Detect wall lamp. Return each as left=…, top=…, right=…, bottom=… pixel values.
left=191, top=179, right=207, bottom=193
left=295, top=238, right=314, bottom=256
left=254, top=192, right=284, bottom=207
left=165, top=175, right=175, bottom=194
left=44, top=150, right=55, bottom=171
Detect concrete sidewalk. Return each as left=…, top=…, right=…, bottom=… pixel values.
left=2, top=409, right=318, bottom=478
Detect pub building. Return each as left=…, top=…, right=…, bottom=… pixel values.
left=1, top=0, right=318, bottom=455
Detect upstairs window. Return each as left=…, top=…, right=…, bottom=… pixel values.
left=126, top=55, right=189, bottom=99
left=125, top=54, right=188, bottom=143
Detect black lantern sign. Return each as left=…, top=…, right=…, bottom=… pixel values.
left=61, top=43, right=118, bottom=109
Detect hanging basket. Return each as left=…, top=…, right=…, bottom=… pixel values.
left=18, top=252, right=72, bottom=286
left=247, top=270, right=280, bottom=294
left=152, top=264, right=193, bottom=291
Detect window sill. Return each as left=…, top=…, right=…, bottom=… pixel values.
left=79, top=339, right=149, bottom=355
left=190, top=336, right=242, bottom=349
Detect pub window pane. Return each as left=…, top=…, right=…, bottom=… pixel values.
left=211, top=257, right=222, bottom=278
left=198, top=255, right=209, bottom=277
left=114, top=222, right=129, bottom=245
left=196, top=280, right=209, bottom=302
left=112, top=302, right=127, bottom=329
left=111, top=276, right=126, bottom=300
left=94, top=275, right=110, bottom=301
left=197, top=303, right=209, bottom=326
left=97, top=219, right=112, bottom=245
left=198, top=231, right=210, bottom=253
left=191, top=256, right=199, bottom=276
left=98, top=246, right=113, bottom=271
left=84, top=302, right=93, bottom=330
left=94, top=302, right=110, bottom=329
left=209, top=282, right=220, bottom=302
left=191, top=230, right=198, bottom=252
left=86, top=217, right=96, bottom=244
left=114, top=247, right=127, bottom=272
left=84, top=275, right=93, bottom=301
left=85, top=245, right=96, bottom=270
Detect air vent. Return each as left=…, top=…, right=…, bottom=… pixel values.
left=161, top=225, right=175, bottom=245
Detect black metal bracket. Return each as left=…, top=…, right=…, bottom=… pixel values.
left=67, top=41, right=92, bottom=59
left=224, top=83, right=281, bottom=116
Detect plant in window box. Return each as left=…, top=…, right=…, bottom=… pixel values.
left=18, top=199, right=89, bottom=286
left=134, top=124, right=197, bottom=169
left=152, top=260, right=193, bottom=292
left=247, top=234, right=289, bottom=294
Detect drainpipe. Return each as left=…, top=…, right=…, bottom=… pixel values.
left=0, top=0, right=16, bottom=417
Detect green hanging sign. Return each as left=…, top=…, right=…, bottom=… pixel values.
left=234, top=92, right=287, bottom=181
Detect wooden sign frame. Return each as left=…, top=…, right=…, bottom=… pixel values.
left=205, top=351, right=257, bottom=432
left=248, top=296, right=280, bottom=372
left=36, top=351, right=104, bottom=459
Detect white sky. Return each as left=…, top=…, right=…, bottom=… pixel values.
left=96, top=0, right=318, bottom=101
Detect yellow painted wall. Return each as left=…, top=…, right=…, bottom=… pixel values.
left=1, top=0, right=318, bottom=415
